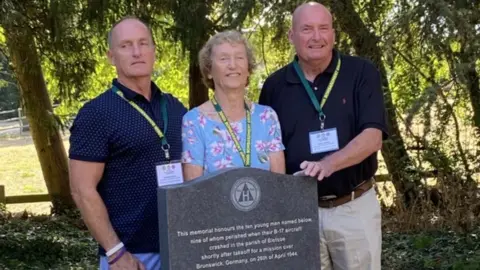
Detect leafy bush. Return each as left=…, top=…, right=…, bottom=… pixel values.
left=0, top=214, right=97, bottom=269
left=382, top=230, right=480, bottom=270
left=1, top=213, right=479, bottom=269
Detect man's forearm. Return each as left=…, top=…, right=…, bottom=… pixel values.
left=324, top=128, right=382, bottom=173
left=73, top=190, right=120, bottom=253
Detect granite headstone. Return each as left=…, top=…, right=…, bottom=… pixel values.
left=158, top=167, right=320, bottom=270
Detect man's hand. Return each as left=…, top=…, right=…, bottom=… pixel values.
left=299, top=159, right=336, bottom=181
left=299, top=128, right=383, bottom=181
left=110, top=251, right=146, bottom=270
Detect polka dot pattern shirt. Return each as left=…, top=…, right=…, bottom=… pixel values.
left=69, top=79, right=187, bottom=255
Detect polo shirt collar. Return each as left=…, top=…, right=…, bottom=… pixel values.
left=112, top=78, right=163, bottom=100
left=286, top=49, right=339, bottom=84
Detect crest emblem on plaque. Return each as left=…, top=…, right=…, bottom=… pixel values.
left=230, top=177, right=261, bottom=212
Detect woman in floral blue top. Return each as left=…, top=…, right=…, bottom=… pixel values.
left=182, top=30, right=285, bottom=180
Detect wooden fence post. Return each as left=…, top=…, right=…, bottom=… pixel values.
left=18, top=108, right=23, bottom=135
left=0, top=185, right=6, bottom=205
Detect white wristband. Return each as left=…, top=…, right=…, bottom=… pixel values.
left=106, top=242, right=124, bottom=257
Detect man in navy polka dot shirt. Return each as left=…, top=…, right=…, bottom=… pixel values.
left=69, top=16, right=187, bottom=270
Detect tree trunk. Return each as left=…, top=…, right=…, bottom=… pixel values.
left=330, top=0, right=421, bottom=204
left=188, top=49, right=209, bottom=109
left=2, top=16, right=75, bottom=214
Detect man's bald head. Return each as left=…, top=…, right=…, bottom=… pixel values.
left=288, top=2, right=335, bottom=65
left=108, top=16, right=155, bottom=49
left=292, top=2, right=333, bottom=29
left=107, top=16, right=156, bottom=80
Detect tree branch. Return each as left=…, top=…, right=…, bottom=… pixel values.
left=245, top=1, right=277, bottom=38
left=212, top=12, right=228, bottom=26
left=0, top=70, right=14, bottom=77
left=391, top=45, right=431, bottom=82
left=260, top=26, right=269, bottom=75
left=437, top=84, right=473, bottom=182
left=229, top=0, right=256, bottom=29
left=0, top=47, right=8, bottom=59
left=0, top=79, right=17, bottom=87
left=392, top=45, right=474, bottom=182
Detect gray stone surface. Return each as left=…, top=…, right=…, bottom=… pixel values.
left=158, top=167, right=320, bottom=270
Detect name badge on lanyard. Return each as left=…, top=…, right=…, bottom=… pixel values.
left=292, top=55, right=342, bottom=154
left=309, top=128, right=339, bottom=154
left=156, top=160, right=184, bottom=186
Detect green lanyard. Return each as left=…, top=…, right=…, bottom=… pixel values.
left=112, top=86, right=171, bottom=160
left=292, top=56, right=341, bottom=130
left=211, top=96, right=251, bottom=167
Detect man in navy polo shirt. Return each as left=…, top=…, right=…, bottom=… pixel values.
left=259, top=2, right=388, bottom=270
left=69, top=17, right=186, bottom=269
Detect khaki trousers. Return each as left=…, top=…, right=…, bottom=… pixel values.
left=318, top=187, right=382, bottom=270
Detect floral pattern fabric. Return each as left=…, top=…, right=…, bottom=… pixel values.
left=181, top=103, right=285, bottom=174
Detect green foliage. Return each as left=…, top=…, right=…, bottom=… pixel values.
left=1, top=0, right=478, bottom=207
left=387, top=0, right=480, bottom=116
left=0, top=1, right=100, bottom=102
left=82, top=0, right=169, bottom=36
left=413, top=235, right=434, bottom=249
left=0, top=48, right=19, bottom=112
left=0, top=215, right=97, bottom=269
left=0, top=27, right=20, bottom=113
left=382, top=230, right=480, bottom=270
left=0, top=27, right=5, bottom=44
left=153, top=39, right=189, bottom=105
left=353, top=0, right=394, bottom=36
left=376, top=0, right=480, bottom=184
left=48, top=39, right=118, bottom=122
left=50, top=28, right=191, bottom=117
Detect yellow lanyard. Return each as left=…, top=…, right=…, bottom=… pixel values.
left=292, top=56, right=341, bottom=129
left=211, top=97, right=251, bottom=167
left=112, top=86, right=171, bottom=160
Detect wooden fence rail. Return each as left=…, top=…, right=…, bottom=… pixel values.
left=0, top=108, right=27, bottom=134
left=0, top=185, right=51, bottom=204
left=0, top=105, right=61, bottom=135
left=0, top=171, right=438, bottom=205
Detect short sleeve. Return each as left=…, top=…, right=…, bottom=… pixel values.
left=356, top=61, right=389, bottom=140
left=181, top=110, right=205, bottom=166
left=68, top=103, right=109, bottom=162
left=264, top=107, right=285, bottom=153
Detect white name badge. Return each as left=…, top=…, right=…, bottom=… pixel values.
left=309, top=128, right=340, bottom=154
left=155, top=161, right=184, bottom=187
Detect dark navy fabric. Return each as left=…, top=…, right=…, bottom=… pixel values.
left=69, top=79, right=187, bottom=255
left=259, top=50, right=389, bottom=198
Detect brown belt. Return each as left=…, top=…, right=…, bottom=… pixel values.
left=318, top=179, right=374, bottom=208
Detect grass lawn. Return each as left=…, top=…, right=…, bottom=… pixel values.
left=0, top=135, right=68, bottom=214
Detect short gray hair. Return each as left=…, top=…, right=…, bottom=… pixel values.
left=107, top=16, right=155, bottom=48
left=198, top=30, right=256, bottom=90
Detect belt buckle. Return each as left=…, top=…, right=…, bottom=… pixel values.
left=328, top=200, right=334, bottom=208
left=320, top=195, right=336, bottom=200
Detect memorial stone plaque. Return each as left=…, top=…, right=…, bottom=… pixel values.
left=158, top=167, right=320, bottom=270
